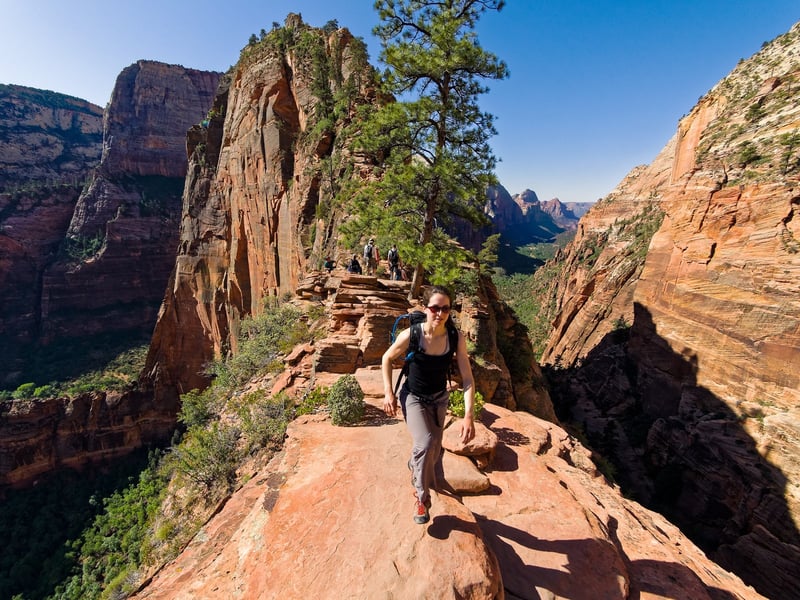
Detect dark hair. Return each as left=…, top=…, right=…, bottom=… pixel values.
left=422, top=285, right=452, bottom=306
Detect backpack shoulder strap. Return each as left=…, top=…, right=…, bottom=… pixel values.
left=446, top=322, right=459, bottom=356
left=393, top=322, right=421, bottom=396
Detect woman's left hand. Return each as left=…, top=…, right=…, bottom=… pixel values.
left=460, top=416, right=475, bottom=444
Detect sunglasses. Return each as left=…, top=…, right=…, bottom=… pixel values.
left=426, top=305, right=451, bottom=314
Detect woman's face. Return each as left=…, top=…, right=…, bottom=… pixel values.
left=425, top=292, right=451, bottom=326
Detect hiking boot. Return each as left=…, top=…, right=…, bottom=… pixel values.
left=413, top=492, right=430, bottom=524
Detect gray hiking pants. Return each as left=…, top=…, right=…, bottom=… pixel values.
left=401, top=387, right=449, bottom=506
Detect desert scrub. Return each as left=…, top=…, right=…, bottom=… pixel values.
left=206, top=302, right=313, bottom=392
left=296, top=385, right=329, bottom=416
left=328, top=374, right=365, bottom=425
left=173, top=422, right=240, bottom=490
left=233, top=390, right=290, bottom=453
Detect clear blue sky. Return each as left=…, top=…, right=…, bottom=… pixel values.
left=1, top=1, right=797, bottom=203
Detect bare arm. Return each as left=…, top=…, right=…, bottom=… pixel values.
left=455, top=331, right=475, bottom=443
left=381, top=328, right=410, bottom=416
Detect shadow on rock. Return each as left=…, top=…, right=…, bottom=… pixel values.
left=544, top=302, right=799, bottom=600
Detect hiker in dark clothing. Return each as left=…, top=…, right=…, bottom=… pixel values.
left=381, top=285, right=475, bottom=524
left=387, top=244, right=401, bottom=280
left=346, top=254, right=362, bottom=274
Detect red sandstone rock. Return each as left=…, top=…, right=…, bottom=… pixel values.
left=132, top=374, right=761, bottom=600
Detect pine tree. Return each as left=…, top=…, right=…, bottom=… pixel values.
left=342, top=0, right=508, bottom=296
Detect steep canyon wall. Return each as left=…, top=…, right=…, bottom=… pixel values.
left=143, top=16, right=378, bottom=402
left=1, top=62, right=220, bottom=488
left=540, top=22, right=800, bottom=598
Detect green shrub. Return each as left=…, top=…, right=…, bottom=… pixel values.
left=178, top=388, right=218, bottom=429
left=208, top=303, right=312, bottom=392
left=174, top=423, right=240, bottom=489
left=449, top=389, right=485, bottom=418
left=737, top=140, right=760, bottom=165
left=61, top=233, right=104, bottom=262
left=33, top=384, right=57, bottom=398
left=328, top=375, right=365, bottom=426
left=235, top=390, right=290, bottom=452
left=11, top=382, right=36, bottom=399
left=296, top=386, right=328, bottom=416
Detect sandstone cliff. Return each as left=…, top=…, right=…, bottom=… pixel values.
left=0, top=84, right=103, bottom=191
left=538, top=22, right=800, bottom=599
left=39, top=61, right=221, bottom=348
left=131, top=369, right=761, bottom=600
left=0, top=63, right=220, bottom=386
left=0, top=87, right=103, bottom=383
left=142, top=16, right=383, bottom=403
left=485, top=186, right=577, bottom=246
left=0, top=63, right=220, bottom=487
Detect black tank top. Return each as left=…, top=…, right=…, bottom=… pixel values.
left=406, top=328, right=454, bottom=396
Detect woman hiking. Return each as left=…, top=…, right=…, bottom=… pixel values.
left=381, top=285, right=475, bottom=524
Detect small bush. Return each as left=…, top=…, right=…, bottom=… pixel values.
left=11, top=382, right=36, bottom=400
left=328, top=375, right=365, bottom=426
left=33, top=384, right=57, bottom=398
left=449, top=389, right=485, bottom=419
left=296, top=386, right=328, bottom=416
left=235, top=390, right=290, bottom=452
left=208, top=303, right=311, bottom=392
left=178, top=388, right=218, bottom=429
left=174, top=423, right=240, bottom=489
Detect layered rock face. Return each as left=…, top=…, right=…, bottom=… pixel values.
left=0, top=62, right=220, bottom=384
left=0, top=389, right=179, bottom=488
left=0, top=87, right=103, bottom=382
left=100, top=61, right=221, bottom=179
left=132, top=369, right=761, bottom=600
left=0, top=84, right=103, bottom=191
left=0, top=63, right=219, bottom=485
left=37, top=61, right=221, bottom=347
left=540, top=22, right=800, bottom=598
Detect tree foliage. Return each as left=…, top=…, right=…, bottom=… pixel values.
left=341, top=0, right=508, bottom=295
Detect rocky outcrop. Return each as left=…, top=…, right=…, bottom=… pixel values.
left=306, top=272, right=553, bottom=418
left=0, top=87, right=103, bottom=382
left=100, top=61, right=221, bottom=179
left=142, top=17, right=379, bottom=403
left=0, top=389, right=179, bottom=489
left=132, top=370, right=761, bottom=600
left=539, top=21, right=800, bottom=599
left=0, top=84, right=103, bottom=191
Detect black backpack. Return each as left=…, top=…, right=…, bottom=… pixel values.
left=390, top=312, right=459, bottom=395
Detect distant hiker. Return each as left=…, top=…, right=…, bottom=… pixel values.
left=323, top=256, right=335, bottom=273
left=346, top=254, right=362, bottom=274
left=381, top=286, right=475, bottom=524
left=387, top=244, right=401, bottom=280
left=364, top=238, right=379, bottom=276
